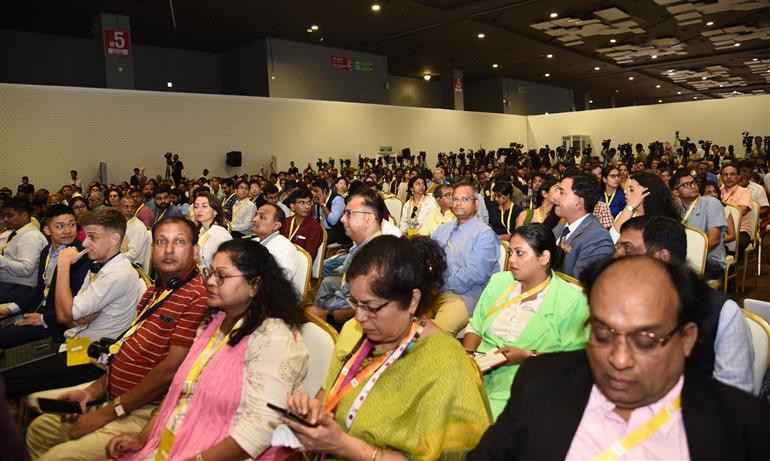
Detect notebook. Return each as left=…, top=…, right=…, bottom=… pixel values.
left=0, top=338, right=58, bottom=372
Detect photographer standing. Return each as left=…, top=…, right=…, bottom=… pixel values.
left=171, top=154, right=184, bottom=187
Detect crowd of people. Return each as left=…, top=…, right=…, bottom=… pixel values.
left=1, top=138, right=770, bottom=460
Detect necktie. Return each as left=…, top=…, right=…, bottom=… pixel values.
left=559, top=227, right=571, bottom=246
left=6, top=230, right=17, bottom=244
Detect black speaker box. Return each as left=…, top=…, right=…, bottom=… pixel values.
left=226, top=151, right=242, bottom=167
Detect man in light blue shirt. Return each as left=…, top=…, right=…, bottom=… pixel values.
left=670, top=170, right=727, bottom=280
left=433, top=182, right=500, bottom=314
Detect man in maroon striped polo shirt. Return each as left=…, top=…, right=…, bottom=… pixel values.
left=26, top=217, right=209, bottom=461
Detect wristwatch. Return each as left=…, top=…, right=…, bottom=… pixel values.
left=624, top=205, right=636, bottom=214
left=530, top=350, right=540, bottom=357
left=113, top=396, right=126, bottom=417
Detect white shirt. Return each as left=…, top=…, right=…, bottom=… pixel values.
left=0, top=222, right=48, bottom=287
left=231, top=198, right=257, bottom=234
left=561, top=213, right=591, bottom=244
left=67, top=253, right=147, bottom=342
left=399, top=195, right=438, bottom=233
left=198, top=225, right=232, bottom=270
left=746, top=181, right=769, bottom=207
left=123, top=217, right=151, bottom=270
left=255, top=232, right=300, bottom=288
left=381, top=219, right=403, bottom=237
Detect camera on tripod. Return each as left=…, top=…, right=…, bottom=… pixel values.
left=698, top=139, right=712, bottom=155
left=601, top=139, right=612, bottom=150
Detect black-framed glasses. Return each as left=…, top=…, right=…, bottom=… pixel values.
left=342, top=209, right=373, bottom=219
left=675, top=180, right=697, bottom=190
left=202, top=267, right=248, bottom=286
left=586, top=320, right=682, bottom=353
left=345, top=297, right=391, bottom=316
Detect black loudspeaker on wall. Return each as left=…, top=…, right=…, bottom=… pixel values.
left=226, top=151, right=242, bottom=167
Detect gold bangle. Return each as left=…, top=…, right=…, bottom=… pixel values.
left=369, top=446, right=380, bottom=461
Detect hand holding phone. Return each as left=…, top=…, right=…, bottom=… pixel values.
left=267, top=402, right=318, bottom=428
left=38, top=398, right=84, bottom=415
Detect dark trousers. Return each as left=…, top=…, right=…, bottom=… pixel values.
left=2, top=351, right=105, bottom=400
left=0, top=282, right=34, bottom=303
left=0, top=324, right=49, bottom=349
left=738, top=231, right=752, bottom=261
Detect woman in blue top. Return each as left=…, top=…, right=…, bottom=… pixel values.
left=601, top=165, right=626, bottom=218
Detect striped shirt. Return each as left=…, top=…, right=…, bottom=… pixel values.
left=108, top=272, right=208, bottom=400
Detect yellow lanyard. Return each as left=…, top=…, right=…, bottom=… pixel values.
left=604, top=190, right=617, bottom=207
left=534, top=208, right=543, bottom=223
left=133, top=204, right=142, bottom=218
left=529, top=197, right=534, bottom=210
left=499, top=205, right=514, bottom=234
left=232, top=200, right=245, bottom=219
left=593, top=395, right=682, bottom=460
left=155, top=318, right=243, bottom=461
left=287, top=217, right=301, bottom=241
left=108, top=288, right=173, bottom=356
left=198, top=228, right=211, bottom=249
left=154, top=209, right=167, bottom=225
left=484, top=277, right=551, bottom=320
left=681, top=197, right=699, bottom=224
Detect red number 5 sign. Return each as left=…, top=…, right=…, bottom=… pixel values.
left=104, top=29, right=132, bottom=56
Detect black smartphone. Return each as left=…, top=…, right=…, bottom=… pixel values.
left=266, top=402, right=318, bottom=428
left=38, top=398, right=83, bottom=415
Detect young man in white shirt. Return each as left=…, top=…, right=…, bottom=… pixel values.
left=0, top=197, right=48, bottom=303
left=4, top=207, right=147, bottom=400
left=231, top=179, right=257, bottom=237
left=119, top=196, right=151, bottom=271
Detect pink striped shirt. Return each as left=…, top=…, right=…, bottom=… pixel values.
left=566, top=377, right=689, bottom=460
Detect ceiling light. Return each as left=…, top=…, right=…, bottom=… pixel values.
left=306, top=28, right=313, bottom=33
left=589, top=100, right=594, bottom=103
left=544, top=73, right=550, bottom=77
left=656, top=84, right=661, bottom=88
left=706, top=21, right=714, bottom=26
left=693, top=96, right=698, bottom=100
left=545, top=112, right=550, bottom=115
left=371, top=4, right=381, bottom=11
left=166, top=82, right=173, bottom=88
left=719, top=84, right=724, bottom=87
left=477, top=33, right=485, bottom=39
left=734, top=43, right=741, bottom=47
left=550, top=12, right=558, bottom=18
left=594, top=66, right=600, bottom=71
left=610, top=39, right=617, bottom=43
left=753, top=58, right=758, bottom=61
left=658, top=99, right=663, bottom=103
left=492, top=64, right=499, bottom=68
left=628, top=76, right=634, bottom=80
left=546, top=54, right=553, bottom=59
left=651, top=55, right=658, bottom=59
left=677, top=91, right=682, bottom=95
left=702, top=76, right=707, bottom=80
left=614, top=89, right=620, bottom=93
left=311, top=25, right=319, bottom=30
left=423, top=74, right=431, bottom=81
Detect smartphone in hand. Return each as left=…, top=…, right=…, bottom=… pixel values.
left=266, top=402, right=319, bottom=428
left=38, top=398, right=83, bottom=415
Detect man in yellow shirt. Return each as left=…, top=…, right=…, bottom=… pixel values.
left=419, top=184, right=456, bottom=236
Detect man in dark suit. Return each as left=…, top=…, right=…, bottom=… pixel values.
left=0, top=204, right=90, bottom=348
left=552, top=171, right=614, bottom=278
left=469, top=256, right=770, bottom=460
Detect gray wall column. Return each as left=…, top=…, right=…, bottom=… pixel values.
left=94, top=13, right=135, bottom=89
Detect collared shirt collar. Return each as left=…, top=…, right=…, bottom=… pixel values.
left=567, top=213, right=590, bottom=235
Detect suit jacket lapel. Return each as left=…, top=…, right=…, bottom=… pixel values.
left=567, top=214, right=595, bottom=244
left=681, top=370, right=723, bottom=460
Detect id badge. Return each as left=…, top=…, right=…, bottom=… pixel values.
left=65, top=338, right=90, bottom=367
left=154, top=428, right=176, bottom=461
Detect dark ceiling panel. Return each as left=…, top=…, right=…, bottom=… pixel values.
left=1, top=0, right=768, bottom=105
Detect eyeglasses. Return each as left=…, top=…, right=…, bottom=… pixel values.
left=675, top=180, right=697, bottom=190
left=342, top=209, right=372, bottom=219
left=441, top=193, right=454, bottom=198
left=587, top=320, right=682, bottom=353
left=607, top=174, right=621, bottom=179
left=202, top=267, right=248, bottom=286
left=345, top=296, right=391, bottom=316
left=452, top=196, right=475, bottom=203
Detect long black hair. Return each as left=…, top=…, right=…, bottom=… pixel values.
left=511, top=223, right=563, bottom=271
left=214, top=239, right=305, bottom=346
left=632, top=171, right=680, bottom=221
